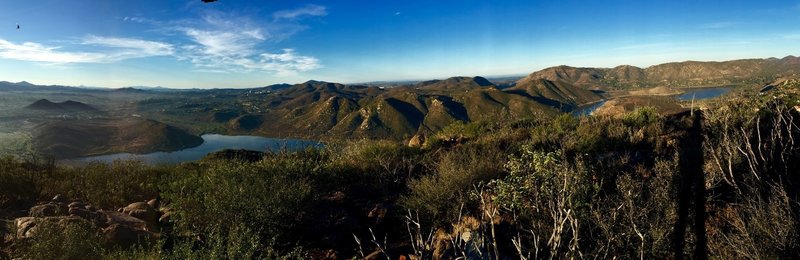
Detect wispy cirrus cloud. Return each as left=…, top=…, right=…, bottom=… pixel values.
left=0, top=39, right=106, bottom=63
left=177, top=12, right=321, bottom=73
left=82, top=35, right=174, bottom=58
left=698, top=21, right=742, bottom=29
left=0, top=36, right=173, bottom=64
left=0, top=4, right=325, bottom=74
left=272, top=4, right=327, bottom=21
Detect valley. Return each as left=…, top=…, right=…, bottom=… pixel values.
left=0, top=56, right=795, bottom=160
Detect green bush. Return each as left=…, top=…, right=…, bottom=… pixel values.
left=622, top=106, right=660, bottom=128
left=162, top=159, right=314, bottom=248
left=401, top=143, right=505, bottom=225
left=15, top=219, right=105, bottom=260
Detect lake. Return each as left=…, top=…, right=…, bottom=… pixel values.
left=68, top=134, right=323, bottom=165
left=676, top=87, right=731, bottom=101
left=571, top=100, right=608, bottom=117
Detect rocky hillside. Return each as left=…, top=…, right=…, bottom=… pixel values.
left=218, top=77, right=601, bottom=140
left=522, top=56, right=800, bottom=89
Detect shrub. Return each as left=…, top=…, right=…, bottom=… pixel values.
left=14, top=219, right=105, bottom=260
left=401, top=143, right=505, bottom=225
left=161, top=159, right=314, bottom=249
left=622, top=106, right=660, bottom=128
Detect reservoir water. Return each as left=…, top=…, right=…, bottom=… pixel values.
left=69, top=134, right=322, bottom=165
left=676, top=87, right=731, bottom=101
left=571, top=86, right=732, bottom=116
left=571, top=100, right=608, bottom=117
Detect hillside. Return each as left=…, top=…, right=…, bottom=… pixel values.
left=235, top=78, right=565, bottom=139
left=25, top=99, right=98, bottom=112
left=522, top=56, right=800, bottom=89
left=32, top=119, right=202, bottom=159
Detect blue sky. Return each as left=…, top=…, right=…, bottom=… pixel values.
left=0, top=0, right=798, bottom=88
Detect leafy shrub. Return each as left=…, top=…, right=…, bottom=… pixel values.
left=15, top=219, right=105, bottom=260
left=162, top=159, right=314, bottom=249
left=401, top=143, right=505, bottom=225
left=622, top=106, right=660, bottom=128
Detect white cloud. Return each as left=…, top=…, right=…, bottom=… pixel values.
left=0, top=6, right=325, bottom=74
left=272, top=4, right=327, bottom=21
left=178, top=14, right=321, bottom=74
left=698, top=22, right=741, bottom=29
left=0, top=36, right=173, bottom=64
left=122, top=16, right=154, bottom=24
left=0, top=39, right=106, bottom=63
left=83, top=35, right=174, bottom=58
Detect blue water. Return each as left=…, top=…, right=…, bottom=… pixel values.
left=676, top=87, right=731, bottom=101
left=571, top=100, right=608, bottom=117
left=68, top=134, right=322, bottom=165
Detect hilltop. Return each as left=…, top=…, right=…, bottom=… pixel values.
left=221, top=77, right=600, bottom=139
left=25, top=99, right=98, bottom=112
left=524, top=56, right=800, bottom=89
left=32, top=118, right=202, bottom=159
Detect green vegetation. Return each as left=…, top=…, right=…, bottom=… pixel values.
left=2, top=70, right=800, bottom=258
left=2, top=82, right=800, bottom=258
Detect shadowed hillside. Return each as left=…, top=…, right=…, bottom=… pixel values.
left=522, top=56, right=800, bottom=89
left=32, top=119, right=202, bottom=158
left=25, top=99, right=98, bottom=112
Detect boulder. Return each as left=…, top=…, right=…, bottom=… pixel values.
left=29, top=203, right=66, bottom=217
left=146, top=199, right=159, bottom=209
left=103, top=224, right=156, bottom=249
left=69, top=207, right=105, bottom=226
left=15, top=217, right=38, bottom=239
left=408, top=134, right=425, bottom=147
left=102, top=211, right=149, bottom=231
left=122, top=202, right=158, bottom=231
left=367, top=203, right=389, bottom=225
left=68, top=201, right=85, bottom=209
left=52, top=194, right=67, bottom=203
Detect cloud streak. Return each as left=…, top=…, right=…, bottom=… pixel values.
left=0, top=39, right=106, bottom=63
left=698, top=21, right=741, bottom=29
left=272, top=4, right=327, bottom=21
left=0, top=5, right=326, bottom=74
left=177, top=12, right=321, bottom=73
left=0, top=36, right=173, bottom=64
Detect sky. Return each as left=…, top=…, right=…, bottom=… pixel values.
left=0, top=0, right=798, bottom=88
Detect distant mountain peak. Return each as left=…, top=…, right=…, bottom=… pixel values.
left=417, top=76, right=496, bottom=90
left=25, top=99, right=97, bottom=112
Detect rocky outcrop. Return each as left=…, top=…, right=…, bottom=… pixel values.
left=8, top=195, right=166, bottom=249
left=407, top=134, right=425, bottom=147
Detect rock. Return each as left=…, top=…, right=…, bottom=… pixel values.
left=367, top=203, right=388, bottom=225
left=52, top=194, right=66, bottom=203
left=323, top=191, right=346, bottom=203
left=408, top=134, right=425, bottom=147
left=85, top=204, right=95, bottom=211
left=146, top=199, right=159, bottom=209
left=308, top=249, right=338, bottom=260
left=29, top=203, right=66, bottom=217
left=102, top=211, right=149, bottom=231
left=158, top=211, right=173, bottom=225
left=69, top=207, right=105, bottom=226
left=365, top=250, right=385, bottom=260
left=68, top=201, right=85, bottom=209
left=122, top=202, right=158, bottom=231
left=15, top=217, right=38, bottom=239
left=103, top=224, right=156, bottom=249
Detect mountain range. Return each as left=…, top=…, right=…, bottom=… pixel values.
left=6, top=56, right=800, bottom=144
